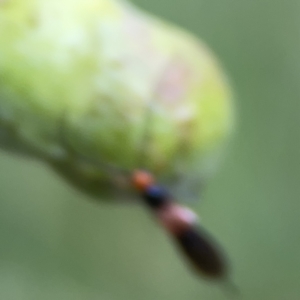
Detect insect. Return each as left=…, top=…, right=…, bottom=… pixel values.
left=130, top=169, right=240, bottom=297
left=131, top=169, right=228, bottom=279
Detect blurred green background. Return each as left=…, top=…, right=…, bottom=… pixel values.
left=0, top=1, right=300, bottom=299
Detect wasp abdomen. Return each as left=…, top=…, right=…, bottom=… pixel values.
left=176, top=226, right=227, bottom=278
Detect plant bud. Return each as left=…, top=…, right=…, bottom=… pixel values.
left=0, top=0, right=233, bottom=201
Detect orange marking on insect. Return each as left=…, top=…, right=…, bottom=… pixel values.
left=132, top=169, right=155, bottom=191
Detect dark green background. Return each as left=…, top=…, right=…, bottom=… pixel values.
left=0, top=1, right=299, bottom=299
